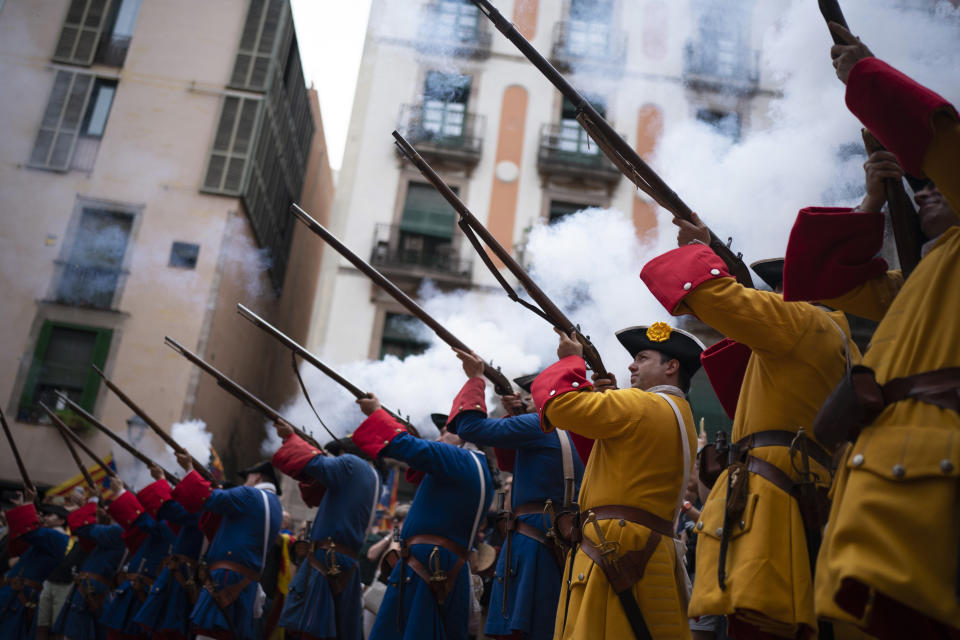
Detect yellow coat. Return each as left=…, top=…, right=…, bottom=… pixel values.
left=543, top=385, right=696, bottom=640
left=672, top=278, right=860, bottom=638
left=816, top=226, right=960, bottom=631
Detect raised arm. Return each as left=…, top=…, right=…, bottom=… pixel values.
left=445, top=377, right=544, bottom=449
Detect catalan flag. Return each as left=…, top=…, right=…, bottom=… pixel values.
left=46, top=453, right=118, bottom=501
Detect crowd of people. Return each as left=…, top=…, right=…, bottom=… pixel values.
left=1, top=24, right=958, bottom=640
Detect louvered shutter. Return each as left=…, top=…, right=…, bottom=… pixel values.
left=230, top=0, right=286, bottom=92
left=52, top=0, right=114, bottom=66
left=202, top=96, right=263, bottom=194
left=29, top=70, right=95, bottom=171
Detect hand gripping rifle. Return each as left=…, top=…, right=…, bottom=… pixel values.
left=92, top=366, right=217, bottom=484
left=163, top=336, right=326, bottom=451
left=236, top=304, right=420, bottom=438
left=468, top=0, right=754, bottom=287
left=394, top=131, right=609, bottom=377
left=44, top=404, right=104, bottom=499
left=290, top=203, right=518, bottom=399
left=0, top=406, right=36, bottom=497
left=54, top=393, right=180, bottom=485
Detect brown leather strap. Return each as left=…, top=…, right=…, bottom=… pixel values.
left=203, top=560, right=261, bottom=610
left=162, top=555, right=199, bottom=602
left=512, top=501, right=548, bottom=517
left=311, top=538, right=359, bottom=560
left=738, top=430, right=833, bottom=470
left=76, top=571, right=112, bottom=590
left=307, top=551, right=357, bottom=596
left=2, top=576, right=43, bottom=592
left=75, top=572, right=112, bottom=612
left=580, top=530, right=662, bottom=594
left=882, top=367, right=960, bottom=413
left=401, top=535, right=468, bottom=604
left=514, top=521, right=548, bottom=546
left=586, top=505, right=675, bottom=539
left=404, top=534, right=468, bottom=560
left=208, top=560, right=260, bottom=582
left=745, top=456, right=795, bottom=495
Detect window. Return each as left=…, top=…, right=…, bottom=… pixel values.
left=379, top=313, right=429, bottom=360
left=391, top=183, right=459, bottom=271
left=422, top=71, right=471, bottom=140
left=693, top=2, right=750, bottom=80
left=55, top=207, right=133, bottom=309
left=696, top=108, right=741, bottom=140
left=559, top=96, right=605, bottom=155
left=29, top=71, right=116, bottom=172
left=431, top=0, right=481, bottom=43
left=52, top=0, right=142, bottom=67
left=230, top=0, right=286, bottom=92
left=18, top=321, right=113, bottom=423
left=169, top=242, right=200, bottom=269
left=566, top=0, right=613, bottom=58
left=202, top=96, right=263, bottom=194
left=548, top=200, right=593, bottom=224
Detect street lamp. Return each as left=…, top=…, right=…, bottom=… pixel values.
left=126, top=414, right=148, bottom=447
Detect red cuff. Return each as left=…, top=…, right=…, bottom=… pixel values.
left=405, top=467, right=426, bottom=485
left=199, top=512, right=222, bottom=542
left=68, top=503, right=98, bottom=531
left=782, top=207, right=887, bottom=301
left=640, top=244, right=733, bottom=314
left=136, top=479, right=172, bottom=519
left=493, top=447, right=516, bottom=472
left=298, top=480, right=326, bottom=508
left=532, top=356, right=592, bottom=430
left=700, top=338, right=752, bottom=420
left=272, top=433, right=325, bottom=479
left=446, top=377, right=487, bottom=428
left=170, top=470, right=213, bottom=514
left=846, top=57, right=958, bottom=177
left=107, top=491, right=146, bottom=529
left=351, top=409, right=407, bottom=459
left=5, top=504, right=41, bottom=555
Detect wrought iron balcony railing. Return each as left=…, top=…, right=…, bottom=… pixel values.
left=537, top=123, right=622, bottom=185
left=52, top=260, right=127, bottom=310
left=683, top=42, right=760, bottom=94
left=370, top=223, right=472, bottom=281
left=417, top=1, right=492, bottom=59
left=396, top=103, right=485, bottom=166
left=550, top=20, right=627, bottom=74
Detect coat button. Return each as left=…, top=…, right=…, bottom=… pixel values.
left=577, top=573, right=584, bottom=581
left=892, top=464, right=905, bottom=478
left=740, top=520, right=746, bottom=530
left=941, top=459, right=954, bottom=474
left=618, top=519, right=626, bottom=527
left=458, top=405, right=463, bottom=411
left=549, top=390, right=556, bottom=396
left=715, top=528, right=723, bottom=536
left=696, top=521, right=703, bottom=531
left=851, top=454, right=864, bottom=467
left=683, top=282, right=692, bottom=290
left=475, top=404, right=481, bottom=409
left=571, top=382, right=579, bottom=388
left=395, top=428, right=402, bottom=433
left=710, top=268, right=720, bottom=276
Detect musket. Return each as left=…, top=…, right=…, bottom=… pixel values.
left=817, top=0, right=850, bottom=45
left=393, top=131, right=609, bottom=377
left=42, top=404, right=117, bottom=482
left=45, top=405, right=103, bottom=498
left=862, top=130, right=922, bottom=277
left=0, top=406, right=35, bottom=495
left=164, top=336, right=325, bottom=451
left=92, top=365, right=216, bottom=483
left=290, top=203, right=517, bottom=397
left=55, top=393, right=180, bottom=485
left=236, top=304, right=420, bottom=437
left=468, top=0, right=754, bottom=287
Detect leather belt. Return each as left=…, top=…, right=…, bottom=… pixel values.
left=310, top=538, right=359, bottom=560
left=201, top=560, right=261, bottom=610
left=2, top=576, right=43, bottom=614
left=75, top=571, right=112, bottom=612
left=162, top=554, right=199, bottom=603
left=736, top=430, right=833, bottom=470
left=307, top=538, right=359, bottom=596
left=586, top=504, right=676, bottom=539
left=512, top=501, right=547, bottom=517
left=400, top=534, right=468, bottom=605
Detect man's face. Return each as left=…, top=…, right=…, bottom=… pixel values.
left=915, top=183, right=958, bottom=240
left=627, top=349, right=674, bottom=390
left=42, top=512, right=65, bottom=528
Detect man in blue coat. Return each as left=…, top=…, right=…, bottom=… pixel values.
left=448, top=350, right=585, bottom=640
left=171, top=453, right=282, bottom=640
left=353, top=395, right=493, bottom=640
left=52, top=501, right=125, bottom=640
left=270, top=423, right=381, bottom=640
left=0, top=493, right=70, bottom=639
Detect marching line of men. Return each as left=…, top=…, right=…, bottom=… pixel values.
left=3, top=33, right=958, bottom=640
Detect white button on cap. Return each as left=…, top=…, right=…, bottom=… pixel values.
left=710, top=268, right=720, bottom=276
left=571, top=381, right=580, bottom=388
left=852, top=454, right=864, bottom=467
left=683, top=282, right=692, bottom=290
left=549, top=390, right=556, bottom=396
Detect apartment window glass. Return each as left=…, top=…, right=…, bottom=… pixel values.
left=566, top=0, right=613, bottom=58
left=56, top=208, right=133, bottom=309
left=110, top=0, right=141, bottom=38
left=696, top=108, right=741, bottom=140
left=380, top=313, right=429, bottom=360
left=80, top=79, right=116, bottom=137
left=169, top=242, right=200, bottom=269
left=18, top=322, right=113, bottom=422
left=423, top=72, right=470, bottom=139
left=559, top=96, right=605, bottom=155
left=695, top=3, right=749, bottom=79
left=548, top=200, right=592, bottom=224
left=433, top=0, right=480, bottom=42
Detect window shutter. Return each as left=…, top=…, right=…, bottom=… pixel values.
left=230, top=0, right=286, bottom=92
left=29, top=70, right=95, bottom=171
left=401, top=183, right=457, bottom=238
left=202, top=95, right=263, bottom=194
left=53, top=0, right=114, bottom=66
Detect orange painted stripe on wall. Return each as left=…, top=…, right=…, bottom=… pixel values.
left=486, top=85, right=529, bottom=267
left=513, top=0, right=539, bottom=40
left=632, top=103, right=664, bottom=238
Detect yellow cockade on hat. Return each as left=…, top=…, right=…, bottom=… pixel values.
left=646, top=322, right=672, bottom=343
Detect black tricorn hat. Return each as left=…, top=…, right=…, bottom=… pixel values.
left=325, top=438, right=368, bottom=459
left=615, top=323, right=705, bottom=378
left=430, top=413, right=448, bottom=429
left=37, top=503, right=70, bottom=521
left=512, top=374, right=539, bottom=393
left=237, top=460, right=282, bottom=496
left=750, top=258, right=785, bottom=291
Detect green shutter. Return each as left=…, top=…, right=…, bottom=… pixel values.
left=230, top=0, right=286, bottom=92
left=18, top=322, right=55, bottom=412
left=79, top=327, right=113, bottom=410
left=400, top=183, right=457, bottom=239
left=53, top=0, right=114, bottom=66
left=202, top=96, right=263, bottom=194
left=29, top=70, right=95, bottom=171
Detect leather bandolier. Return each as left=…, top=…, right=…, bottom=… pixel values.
left=74, top=571, right=113, bottom=612
left=161, top=553, right=200, bottom=604
left=121, top=570, right=156, bottom=603
left=1, top=576, right=42, bottom=621
left=198, top=560, right=260, bottom=610
left=306, top=537, right=359, bottom=596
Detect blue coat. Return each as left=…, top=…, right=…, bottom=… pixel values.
left=132, top=499, right=204, bottom=636
left=100, top=512, right=175, bottom=634
left=185, top=481, right=282, bottom=640
left=452, top=410, right=584, bottom=640
left=52, top=523, right=125, bottom=640
left=0, top=527, right=69, bottom=638
left=365, top=430, right=493, bottom=640
left=277, top=452, right=380, bottom=640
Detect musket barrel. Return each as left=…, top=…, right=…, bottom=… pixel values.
left=0, top=406, right=35, bottom=494
left=47, top=407, right=102, bottom=496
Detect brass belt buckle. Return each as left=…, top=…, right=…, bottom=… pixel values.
left=325, top=538, right=342, bottom=576
left=428, top=546, right=447, bottom=583
left=582, top=510, right=619, bottom=565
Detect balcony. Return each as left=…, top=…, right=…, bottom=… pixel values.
left=370, top=223, right=471, bottom=283
left=52, top=261, right=127, bottom=310
left=417, top=1, right=492, bottom=59
left=94, top=35, right=131, bottom=67
left=550, top=20, right=626, bottom=75
left=396, top=104, right=485, bottom=167
left=537, top=123, right=622, bottom=185
left=683, top=42, right=760, bottom=94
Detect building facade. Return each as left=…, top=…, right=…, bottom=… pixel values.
left=0, top=0, right=333, bottom=488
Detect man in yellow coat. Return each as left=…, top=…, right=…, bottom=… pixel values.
left=640, top=240, right=860, bottom=639
left=531, top=323, right=702, bottom=640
